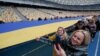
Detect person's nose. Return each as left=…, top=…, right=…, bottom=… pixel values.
left=73, top=37, right=77, bottom=41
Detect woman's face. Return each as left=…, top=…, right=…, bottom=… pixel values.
left=71, top=32, right=84, bottom=46
left=57, top=28, right=64, bottom=36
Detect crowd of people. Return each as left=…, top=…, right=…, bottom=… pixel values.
left=66, top=15, right=100, bottom=38
left=36, top=15, right=100, bottom=56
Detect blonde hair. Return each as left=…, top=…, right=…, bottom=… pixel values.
left=70, top=30, right=91, bottom=45
left=56, top=27, right=69, bottom=40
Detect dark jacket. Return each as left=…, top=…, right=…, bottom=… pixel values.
left=96, top=20, right=100, bottom=31
left=60, top=39, right=88, bottom=56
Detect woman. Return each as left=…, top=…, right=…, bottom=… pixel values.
left=86, top=18, right=96, bottom=38
left=48, top=27, right=68, bottom=56
left=36, top=27, right=68, bottom=56
left=54, top=30, right=91, bottom=56
left=92, top=15, right=100, bottom=31
left=36, top=27, right=68, bottom=42
left=66, top=20, right=87, bottom=33
left=48, top=27, right=68, bottom=41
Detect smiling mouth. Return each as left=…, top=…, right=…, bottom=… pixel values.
left=72, top=39, right=78, bottom=45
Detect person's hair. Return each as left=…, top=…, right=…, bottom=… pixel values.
left=56, top=27, right=68, bottom=39
left=70, top=30, right=91, bottom=45
left=57, top=27, right=65, bottom=34
left=92, top=15, right=98, bottom=19
left=88, top=18, right=95, bottom=24
left=92, top=15, right=98, bottom=22
left=76, top=21, right=85, bottom=27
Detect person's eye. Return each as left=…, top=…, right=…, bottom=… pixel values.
left=77, top=38, right=80, bottom=40
left=74, top=35, right=76, bottom=38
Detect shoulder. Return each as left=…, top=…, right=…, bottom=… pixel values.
left=48, top=34, right=56, bottom=41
